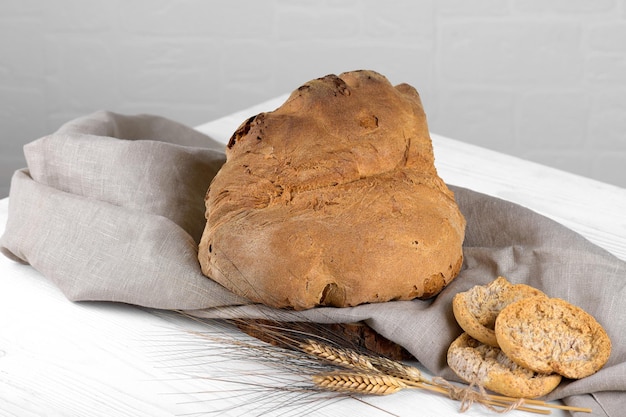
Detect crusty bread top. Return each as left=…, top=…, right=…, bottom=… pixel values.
left=452, top=277, right=545, bottom=347
left=495, top=296, right=612, bottom=379
left=447, top=333, right=562, bottom=398
left=198, top=70, right=466, bottom=310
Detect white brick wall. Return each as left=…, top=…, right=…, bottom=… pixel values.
left=1, top=0, right=625, bottom=198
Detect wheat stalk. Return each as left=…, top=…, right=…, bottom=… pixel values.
left=299, top=339, right=377, bottom=372
left=368, top=352, right=425, bottom=383
left=300, top=337, right=590, bottom=415
left=312, top=372, right=407, bottom=396
left=311, top=368, right=554, bottom=415
left=176, top=314, right=592, bottom=415
left=299, top=338, right=426, bottom=383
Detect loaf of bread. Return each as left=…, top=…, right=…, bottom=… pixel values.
left=495, top=296, right=612, bottom=379
left=452, top=277, right=546, bottom=347
left=198, top=70, right=466, bottom=310
left=447, top=332, right=562, bottom=398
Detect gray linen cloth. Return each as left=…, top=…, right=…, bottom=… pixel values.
left=1, top=111, right=624, bottom=416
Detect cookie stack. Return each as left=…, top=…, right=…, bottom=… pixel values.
left=447, top=277, right=611, bottom=398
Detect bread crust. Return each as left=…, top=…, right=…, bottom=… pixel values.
left=452, top=277, right=546, bottom=347
left=198, top=70, right=466, bottom=310
left=495, top=296, right=612, bottom=379
left=447, top=332, right=562, bottom=398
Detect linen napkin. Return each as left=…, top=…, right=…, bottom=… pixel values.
left=2, top=111, right=624, bottom=416
left=1, top=111, right=247, bottom=310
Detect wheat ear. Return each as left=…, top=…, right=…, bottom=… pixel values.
left=300, top=339, right=424, bottom=383
left=299, top=339, right=377, bottom=371
left=312, top=372, right=407, bottom=396
left=368, top=354, right=424, bottom=383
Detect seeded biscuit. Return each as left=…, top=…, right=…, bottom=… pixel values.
left=452, top=277, right=546, bottom=347
left=495, top=296, right=611, bottom=379
left=447, top=332, right=562, bottom=398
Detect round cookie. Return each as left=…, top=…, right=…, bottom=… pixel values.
left=495, top=296, right=612, bottom=379
left=447, top=332, right=562, bottom=398
left=452, top=277, right=546, bottom=347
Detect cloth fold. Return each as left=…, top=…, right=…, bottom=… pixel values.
left=1, top=111, right=248, bottom=310
left=2, top=111, right=625, bottom=416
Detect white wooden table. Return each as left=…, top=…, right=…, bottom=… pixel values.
left=1, top=96, right=625, bottom=417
